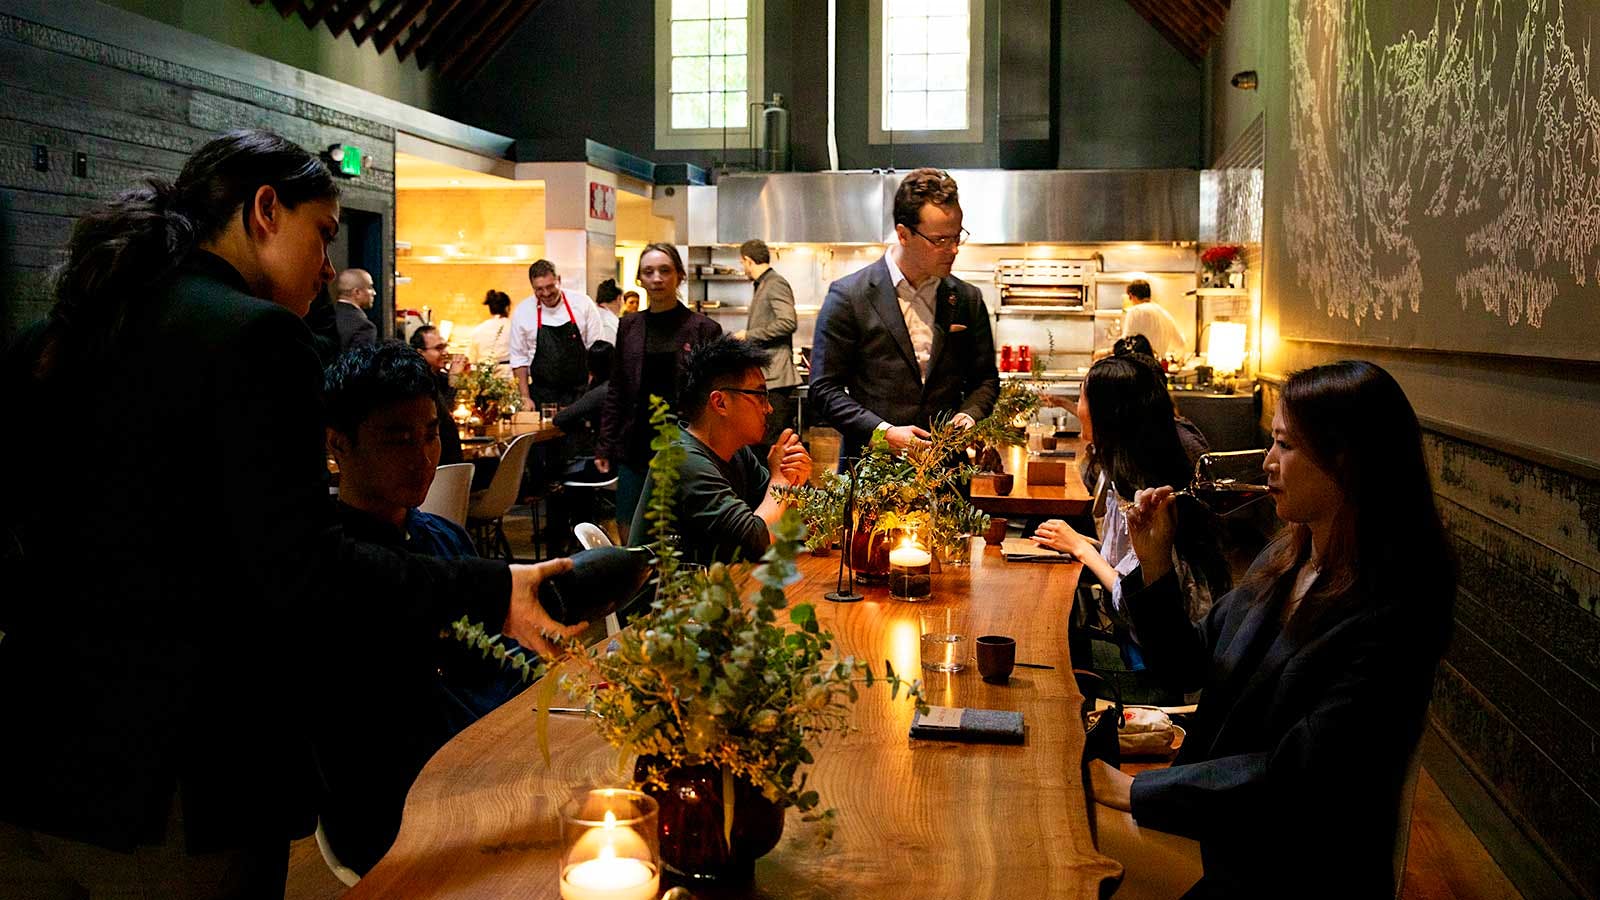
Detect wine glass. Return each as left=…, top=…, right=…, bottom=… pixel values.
left=1112, top=449, right=1271, bottom=517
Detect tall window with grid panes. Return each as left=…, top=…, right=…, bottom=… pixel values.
left=656, top=0, right=764, bottom=150
left=870, top=0, right=985, bottom=145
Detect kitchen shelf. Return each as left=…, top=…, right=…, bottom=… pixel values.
left=693, top=304, right=821, bottom=315
left=1186, top=288, right=1247, bottom=297
left=995, top=306, right=1097, bottom=317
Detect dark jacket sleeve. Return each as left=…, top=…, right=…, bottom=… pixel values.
left=555, top=382, right=606, bottom=432
left=746, top=276, right=797, bottom=345
left=809, top=284, right=884, bottom=439
left=218, top=307, right=510, bottom=632
left=1130, top=602, right=1438, bottom=846
left=598, top=317, right=631, bottom=462
left=956, top=284, right=1000, bottom=421
left=1120, top=567, right=1217, bottom=692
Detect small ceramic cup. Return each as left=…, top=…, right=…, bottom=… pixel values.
left=976, top=635, right=1017, bottom=685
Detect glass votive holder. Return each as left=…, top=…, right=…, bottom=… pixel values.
left=940, top=534, right=973, bottom=568
left=888, top=539, right=933, bottom=602
left=559, top=788, right=660, bottom=900
left=920, top=609, right=969, bottom=673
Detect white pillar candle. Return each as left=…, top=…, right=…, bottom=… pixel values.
left=560, top=853, right=658, bottom=900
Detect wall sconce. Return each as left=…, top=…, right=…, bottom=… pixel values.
left=1231, top=71, right=1259, bottom=90
left=1205, top=322, right=1249, bottom=374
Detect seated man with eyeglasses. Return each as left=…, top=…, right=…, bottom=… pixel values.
left=630, top=336, right=813, bottom=566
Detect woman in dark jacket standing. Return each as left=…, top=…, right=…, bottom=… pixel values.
left=0, top=130, right=579, bottom=897
left=596, top=242, right=721, bottom=536
left=1088, top=360, right=1455, bottom=899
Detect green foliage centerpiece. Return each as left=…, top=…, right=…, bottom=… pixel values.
left=538, top=398, right=926, bottom=876
left=458, top=360, right=520, bottom=424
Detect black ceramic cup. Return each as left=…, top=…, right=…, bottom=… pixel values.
left=976, top=635, right=1017, bottom=685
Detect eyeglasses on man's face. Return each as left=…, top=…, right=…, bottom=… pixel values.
left=908, top=225, right=970, bottom=250
left=718, top=386, right=771, bottom=404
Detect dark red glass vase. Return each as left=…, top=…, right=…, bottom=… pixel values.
left=636, top=759, right=785, bottom=882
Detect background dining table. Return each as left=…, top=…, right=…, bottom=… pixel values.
left=970, top=439, right=1093, bottom=520
left=345, top=545, right=1119, bottom=899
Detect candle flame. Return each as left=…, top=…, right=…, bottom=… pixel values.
left=600, top=809, right=617, bottom=861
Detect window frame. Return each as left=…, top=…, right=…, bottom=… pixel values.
left=654, top=0, right=766, bottom=151
left=867, top=0, right=986, bottom=146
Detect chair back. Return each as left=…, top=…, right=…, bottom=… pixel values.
left=419, top=463, right=474, bottom=527
left=1392, top=734, right=1425, bottom=898
left=574, top=522, right=614, bottom=550
left=468, top=432, right=540, bottom=522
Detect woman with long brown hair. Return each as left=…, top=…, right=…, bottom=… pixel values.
left=597, top=242, right=721, bottom=533
left=1089, top=360, right=1454, bottom=898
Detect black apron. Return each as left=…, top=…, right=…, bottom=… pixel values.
left=529, top=292, right=587, bottom=406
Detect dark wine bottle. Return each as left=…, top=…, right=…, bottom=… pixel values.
left=538, top=546, right=655, bottom=626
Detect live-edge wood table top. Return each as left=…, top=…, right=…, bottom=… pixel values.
left=346, top=547, right=1119, bottom=899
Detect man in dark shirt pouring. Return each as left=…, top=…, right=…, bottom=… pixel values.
left=631, top=336, right=813, bottom=564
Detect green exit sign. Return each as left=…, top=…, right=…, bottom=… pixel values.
left=326, top=143, right=362, bottom=178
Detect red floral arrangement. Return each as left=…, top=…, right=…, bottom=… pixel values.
left=1200, top=245, right=1243, bottom=273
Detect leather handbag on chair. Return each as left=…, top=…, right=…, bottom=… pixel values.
left=1074, top=668, right=1122, bottom=770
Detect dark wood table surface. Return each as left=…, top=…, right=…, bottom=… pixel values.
left=345, top=548, right=1118, bottom=899
left=970, top=441, right=1093, bottom=520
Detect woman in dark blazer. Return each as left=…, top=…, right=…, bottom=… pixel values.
left=0, top=130, right=581, bottom=897
left=1090, top=361, right=1455, bottom=899
left=597, top=242, right=721, bottom=534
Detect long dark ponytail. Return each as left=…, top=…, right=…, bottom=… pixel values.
left=40, top=129, right=337, bottom=376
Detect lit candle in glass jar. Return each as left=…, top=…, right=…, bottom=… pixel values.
left=560, top=792, right=660, bottom=900
left=888, top=535, right=933, bottom=601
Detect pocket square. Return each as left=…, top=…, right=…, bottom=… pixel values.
left=948, top=323, right=968, bottom=333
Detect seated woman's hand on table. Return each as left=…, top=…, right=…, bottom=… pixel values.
left=505, top=558, right=588, bottom=659
left=1032, top=518, right=1099, bottom=559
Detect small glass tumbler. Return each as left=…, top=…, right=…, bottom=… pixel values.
left=559, top=788, right=660, bottom=900
left=920, top=609, right=968, bottom=673
left=940, top=534, right=973, bottom=568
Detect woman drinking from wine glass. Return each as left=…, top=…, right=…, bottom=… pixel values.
left=1088, top=360, right=1455, bottom=899
left=1032, top=354, right=1231, bottom=642
left=597, top=242, right=721, bottom=535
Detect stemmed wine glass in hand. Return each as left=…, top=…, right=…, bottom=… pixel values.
left=1111, top=449, right=1271, bottom=518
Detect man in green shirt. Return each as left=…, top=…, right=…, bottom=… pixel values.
left=632, top=336, right=813, bottom=564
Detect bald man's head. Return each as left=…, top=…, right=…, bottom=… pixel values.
left=336, top=269, right=375, bottom=310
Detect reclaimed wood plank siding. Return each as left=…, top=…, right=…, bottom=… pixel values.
left=1262, top=380, right=1600, bottom=897
left=0, top=12, right=395, bottom=342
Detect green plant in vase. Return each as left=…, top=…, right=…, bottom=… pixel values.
left=773, top=472, right=848, bottom=554
left=457, top=362, right=520, bottom=423
left=533, top=397, right=926, bottom=879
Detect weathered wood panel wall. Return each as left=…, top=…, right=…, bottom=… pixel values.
left=1262, top=380, right=1600, bottom=896
left=0, top=11, right=396, bottom=343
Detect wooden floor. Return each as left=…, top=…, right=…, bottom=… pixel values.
left=284, top=507, right=1527, bottom=900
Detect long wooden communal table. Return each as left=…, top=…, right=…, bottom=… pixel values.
left=346, top=546, right=1120, bottom=899
left=970, top=441, right=1093, bottom=520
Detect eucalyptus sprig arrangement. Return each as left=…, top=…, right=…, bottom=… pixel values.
left=536, top=397, right=927, bottom=839
left=458, top=362, right=520, bottom=416
left=773, top=472, right=848, bottom=552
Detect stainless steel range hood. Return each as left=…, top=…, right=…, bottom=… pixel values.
left=715, top=169, right=1199, bottom=245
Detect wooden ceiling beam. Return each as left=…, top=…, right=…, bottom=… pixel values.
left=434, top=1, right=508, bottom=76
left=300, top=0, right=339, bottom=28
left=417, top=0, right=490, bottom=69
left=1124, top=0, right=1203, bottom=65
left=375, top=0, right=433, bottom=54
left=354, top=0, right=405, bottom=45
left=397, top=0, right=464, bottom=62
left=329, top=0, right=367, bottom=37
left=444, top=0, right=544, bottom=80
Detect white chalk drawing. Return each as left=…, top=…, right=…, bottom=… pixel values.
left=1285, top=0, right=1600, bottom=332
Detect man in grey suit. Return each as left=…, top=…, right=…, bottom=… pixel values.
left=334, top=267, right=378, bottom=350
left=734, top=238, right=801, bottom=457
left=810, top=168, right=1000, bottom=463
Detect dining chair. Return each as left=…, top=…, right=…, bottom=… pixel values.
left=573, top=522, right=622, bottom=637
left=418, top=463, right=474, bottom=528
left=314, top=819, right=361, bottom=887
left=467, top=431, right=540, bottom=561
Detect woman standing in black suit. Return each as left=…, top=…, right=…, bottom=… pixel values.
left=0, top=130, right=581, bottom=897
left=1090, top=360, right=1455, bottom=899
left=596, top=242, right=721, bottom=536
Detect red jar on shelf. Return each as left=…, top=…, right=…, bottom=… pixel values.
left=1000, top=345, right=1013, bottom=372
left=1018, top=345, right=1032, bottom=374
